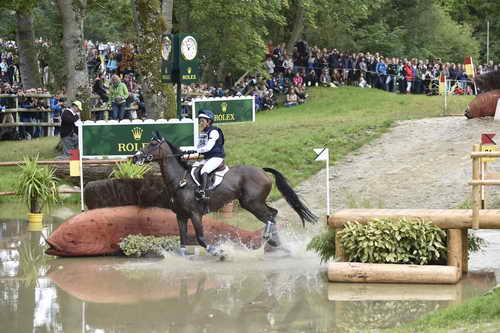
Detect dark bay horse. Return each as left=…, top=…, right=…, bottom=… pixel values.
left=132, top=133, right=318, bottom=258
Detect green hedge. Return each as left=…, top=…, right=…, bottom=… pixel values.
left=307, top=218, right=486, bottom=264
left=339, top=218, right=447, bottom=265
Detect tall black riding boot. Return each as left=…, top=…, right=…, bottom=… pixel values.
left=199, top=173, right=209, bottom=200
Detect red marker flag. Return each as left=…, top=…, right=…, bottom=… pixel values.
left=69, top=149, right=81, bottom=176
left=464, top=56, right=475, bottom=79
left=481, top=134, right=496, bottom=145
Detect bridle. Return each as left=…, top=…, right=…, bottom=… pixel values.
left=135, top=139, right=184, bottom=165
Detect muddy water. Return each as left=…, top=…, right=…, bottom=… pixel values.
left=1, top=209, right=499, bottom=332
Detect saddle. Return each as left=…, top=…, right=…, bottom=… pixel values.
left=190, top=162, right=229, bottom=191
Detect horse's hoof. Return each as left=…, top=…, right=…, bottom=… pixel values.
left=266, top=239, right=278, bottom=247
left=264, top=243, right=291, bottom=256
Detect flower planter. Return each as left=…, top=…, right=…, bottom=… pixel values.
left=27, top=213, right=43, bottom=231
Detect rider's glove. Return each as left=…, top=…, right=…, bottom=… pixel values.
left=184, top=150, right=198, bottom=155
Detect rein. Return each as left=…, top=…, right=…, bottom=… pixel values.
left=156, top=141, right=190, bottom=193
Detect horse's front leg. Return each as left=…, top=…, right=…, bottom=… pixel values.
left=191, top=213, right=224, bottom=258
left=177, top=216, right=189, bottom=256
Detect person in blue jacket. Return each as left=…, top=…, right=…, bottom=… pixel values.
left=188, top=110, right=225, bottom=200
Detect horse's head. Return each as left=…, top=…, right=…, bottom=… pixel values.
left=132, top=131, right=165, bottom=165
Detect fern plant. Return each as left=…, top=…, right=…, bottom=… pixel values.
left=110, top=160, right=152, bottom=179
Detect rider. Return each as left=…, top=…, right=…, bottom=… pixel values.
left=191, top=109, right=225, bottom=200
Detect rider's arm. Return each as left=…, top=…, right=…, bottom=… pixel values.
left=197, top=129, right=220, bottom=153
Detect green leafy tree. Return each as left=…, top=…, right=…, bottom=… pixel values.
left=176, top=0, right=287, bottom=81
left=1, top=0, right=42, bottom=89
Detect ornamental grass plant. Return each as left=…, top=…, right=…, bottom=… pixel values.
left=109, top=159, right=152, bottom=179
left=14, top=155, right=60, bottom=214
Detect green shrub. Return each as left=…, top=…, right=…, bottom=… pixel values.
left=118, top=234, right=179, bottom=257
left=340, top=218, right=447, bottom=265
left=109, top=160, right=152, bottom=179
left=307, top=218, right=487, bottom=265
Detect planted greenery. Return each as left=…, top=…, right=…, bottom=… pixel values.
left=119, top=234, right=179, bottom=257
left=340, top=219, right=447, bottom=265
left=307, top=219, right=487, bottom=264
left=15, top=155, right=60, bottom=214
left=109, top=160, right=152, bottom=179
left=306, top=228, right=336, bottom=264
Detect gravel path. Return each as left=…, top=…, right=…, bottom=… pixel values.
left=274, top=117, right=500, bottom=219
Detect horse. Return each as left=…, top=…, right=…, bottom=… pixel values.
left=132, top=132, right=318, bottom=258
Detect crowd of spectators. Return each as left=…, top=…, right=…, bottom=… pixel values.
left=2, top=36, right=500, bottom=140
left=258, top=40, right=497, bottom=100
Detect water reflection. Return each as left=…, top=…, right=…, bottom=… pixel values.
left=1, top=214, right=499, bottom=332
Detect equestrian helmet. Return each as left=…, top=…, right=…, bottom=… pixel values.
left=198, top=110, right=215, bottom=121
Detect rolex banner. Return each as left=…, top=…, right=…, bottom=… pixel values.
left=81, top=121, right=196, bottom=158
left=192, top=97, right=255, bottom=124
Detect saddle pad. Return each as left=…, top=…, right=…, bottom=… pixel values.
left=191, top=166, right=230, bottom=190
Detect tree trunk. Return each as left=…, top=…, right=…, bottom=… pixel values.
left=160, top=0, right=176, bottom=118
left=160, top=0, right=173, bottom=34
left=15, top=11, right=41, bottom=89
left=56, top=0, right=89, bottom=105
left=286, top=0, right=306, bottom=55
left=132, top=0, right=168, bottom=119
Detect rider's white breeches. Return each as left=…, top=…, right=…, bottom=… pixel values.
left=194, top=157, right=223, bottom=174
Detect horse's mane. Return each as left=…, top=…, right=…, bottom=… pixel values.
left=165, top=139, right=191, bottom=170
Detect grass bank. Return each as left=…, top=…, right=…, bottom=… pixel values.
left=0, top=86, right=469, bottom=202
left=391, top=288, right=500, bottom=332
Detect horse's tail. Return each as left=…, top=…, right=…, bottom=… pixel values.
left=263, top=168, right=319, bottom=227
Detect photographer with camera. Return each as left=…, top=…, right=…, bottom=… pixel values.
left=108, top=74, right=129, bottom=120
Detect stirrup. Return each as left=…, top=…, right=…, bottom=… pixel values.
left=195, top=189, right=208, bottom=201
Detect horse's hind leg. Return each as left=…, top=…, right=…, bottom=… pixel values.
left=239, top=199, right=281, bottom=247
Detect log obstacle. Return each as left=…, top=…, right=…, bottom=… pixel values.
left=328, top=263, right=461, bottom=284
left=328, top=209, right=500, bottom=229
left=328, top=209, right=472, bottom=280
left=328, top=282, right=461, bottom=301
left=326, top=145, right=500, bottom=285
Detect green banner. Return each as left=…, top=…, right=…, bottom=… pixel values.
left=193, top=97, right=255, bottom=124
left=81, top=122, right=196, bottom=157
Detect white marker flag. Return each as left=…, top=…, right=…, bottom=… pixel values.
left=313, top=148, right=330, bottom=217
left=314, top=148, right=329, bottom=161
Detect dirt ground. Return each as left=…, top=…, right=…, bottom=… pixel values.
left=273, top=116, right=500, bottom=221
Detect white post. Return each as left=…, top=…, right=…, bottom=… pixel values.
left=487, top=20, right=490, bottom=65
left=78, top=123, right=85, bottom=212
left=444, top=81, right=448, bottom=114
left=326, top=152, right=330, bottom=217
left=314, top=147, right=330, bottom=217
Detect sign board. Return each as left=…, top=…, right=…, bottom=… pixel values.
left=481, top=145, right=496, bottom=163
left=161, top=34, right=200, bottom=84
left=192, top=97, right=255, bottom=124
left=80, top=120, right=197, bottom=158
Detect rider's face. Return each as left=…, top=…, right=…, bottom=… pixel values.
left=199, top=118, right=209, bottom=130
